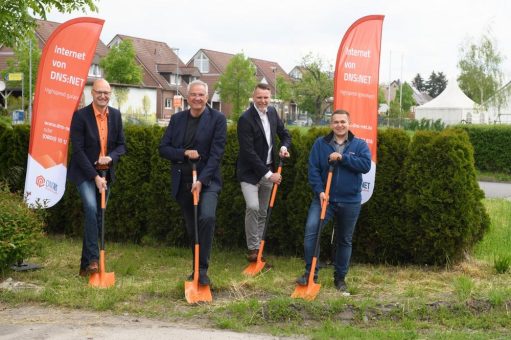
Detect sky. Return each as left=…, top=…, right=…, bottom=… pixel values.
left=46, top=0, right=511, bottom=85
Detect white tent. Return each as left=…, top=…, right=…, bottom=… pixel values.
left=415, top=79, right=484, bottom=125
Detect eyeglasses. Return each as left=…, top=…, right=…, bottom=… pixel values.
left=93, top=89, right=111, bottom=96
left=189, top=93, right=206, bottom=98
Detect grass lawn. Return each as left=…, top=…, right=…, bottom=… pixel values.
left=1, top=199, right=510, bottom=339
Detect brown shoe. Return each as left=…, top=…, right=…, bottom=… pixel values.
left=79, top=261, right=99, bottom=277
left=246, top=249, right=258, bottom=262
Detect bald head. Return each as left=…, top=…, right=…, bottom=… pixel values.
left=91, top=78, right=112, bottom=110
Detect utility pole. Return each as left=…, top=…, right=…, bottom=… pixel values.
left=29, top=39, right=33, bottom=124
left=399, top=53, right=403, bottom=128
left=172, top=48, right=181, bottom=114
left=387, top=50, right=392, bottom=127
left=270, top=66, right=279, bottom=119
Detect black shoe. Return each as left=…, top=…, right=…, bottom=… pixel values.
left=247, top=249, right=258, bottom=262
left=295, top=273, right=318, bottom=286
left=187, top=272, right=211, bottom=286
left=199, top=273, right=211, bottom=286
left=334, top=277, right=349, bottom=293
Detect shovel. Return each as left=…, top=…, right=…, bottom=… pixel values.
left=184, top=161, right=213, bottom=303
left=89, top=170, right=115, bottom=288
left=291, top=163, right=335, bottom=301
left=243, top=159, right=283, bottom=276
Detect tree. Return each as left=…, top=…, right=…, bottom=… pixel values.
left=276, top=74, right=292, bottom=102
left=0, top=0, right=98, bottom=47
left=142, top=95, right=151, bottom=115
left=412, top=73, right=426, bottom=92
left=458, top=33, right=505, bottom=107
left=100, top=39, right=143, bottom=85
left=378, top=86, right=386, bottom=104
left=425, top=71, right=447, bottom=98
left=293, top=54, right=333, bottom=124
left=216, top=53, right=257, bottom=120
left=388, top=82, right=415, bottom=118
left=113, top=87, right=128, bottom=110
left=398, top=82, right=416, bottom=113
left=3, top=37, right=41, bottom=108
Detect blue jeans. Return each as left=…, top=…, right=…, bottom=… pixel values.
left=77, top=180, right=108, bottom=270
left=303, top=197, right=361, bottom=279
left=176, top=181, right=219, bottom=274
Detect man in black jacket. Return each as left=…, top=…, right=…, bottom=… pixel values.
left=68, top=78, right=126, bottom=277
left=236, top=83, right=291, bottom=262
left=159, top=80, right=227, bottom=285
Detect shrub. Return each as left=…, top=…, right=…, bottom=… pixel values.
left=402, top=129, right=490, bottom=264
left=0, top=124, right=490, bottom=265
left=456, top=124, right=511, bottom=174
left=353, top=128, right=411, bottom=263
left=0, top=184, right=45, bottom=270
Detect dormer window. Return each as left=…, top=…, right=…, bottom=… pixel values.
left=194, top=52, right=209, bottom=73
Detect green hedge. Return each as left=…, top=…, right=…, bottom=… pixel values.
left=456, top=124, right=511, bottom=174
left=0, top=124, right=490, bottom=265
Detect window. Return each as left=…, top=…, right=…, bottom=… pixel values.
left=194, top=52, right=209, bottom=73
left=88, top=64, right=101, bottom=77
left=165, top=98, right=172, bottom=108
left=170, top=74, right=181, bottom=85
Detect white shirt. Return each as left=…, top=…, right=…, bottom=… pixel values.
left=255, top=106, right=287, bottom=179
left=255, top=106, right=273, bottom=164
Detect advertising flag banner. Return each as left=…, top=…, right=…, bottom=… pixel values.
left=24, top=17, right=104, bottom=208
left=333, top=15, right=384, bottom=204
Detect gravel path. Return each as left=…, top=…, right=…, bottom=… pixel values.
left=0, top=304, right=301, bottom=340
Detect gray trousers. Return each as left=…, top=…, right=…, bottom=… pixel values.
left=240, top=178, right=273, bottom=250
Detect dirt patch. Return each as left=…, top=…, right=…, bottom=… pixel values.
left=0, top=303, right=301, bottom=340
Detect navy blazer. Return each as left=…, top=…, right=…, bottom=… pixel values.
left=236, top=104, right=291, bottom=184
left=68, top=104, right=126, bottom=185
left=159, top=106, right=227, bottom=198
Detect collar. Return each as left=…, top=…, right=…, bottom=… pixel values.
left=189, top=106, right=207, bottom=118
left=254, top=104, right=267, bottom=117
left=92, top=103, right=109, bottom=117
left=324, top=130, right=355, bottom=144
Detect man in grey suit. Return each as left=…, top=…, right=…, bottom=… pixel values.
left=236, top=83, right=291, bottom=263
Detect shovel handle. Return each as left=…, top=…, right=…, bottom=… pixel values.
left=320, top=165, right=334, bottom=219
left=191, top=163, right=199, bottom=206
left=101, top=189, right=106, bottom=209
left=268, top=160, right=283, bottom=208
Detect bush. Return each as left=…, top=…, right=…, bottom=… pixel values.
left=0, top=184, right=45, bottom=270
left=456, top=124, right=511, bottom=174
left=402, top=129, right=489, bottom=264
left=353, top=128, right=411, bottom=263
left=0, top=124, right=490, bottom=265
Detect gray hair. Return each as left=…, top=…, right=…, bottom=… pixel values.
left=187, top=79, right=208, bottom=95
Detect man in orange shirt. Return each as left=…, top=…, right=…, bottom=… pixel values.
left=68, top=78, right=126, bottom=277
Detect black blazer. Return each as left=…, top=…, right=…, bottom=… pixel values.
left=68, top=104, right=126, bottom=185
left=236, top=104, right=291, bottom=184
left=159, top=106, right=227, bottom=198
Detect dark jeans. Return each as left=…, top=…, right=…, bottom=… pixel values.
left=303, top=197, right=361, bottom=279
left=77, top=180, right=109, bottom=270
left=176, top=181, right=219, bottom=274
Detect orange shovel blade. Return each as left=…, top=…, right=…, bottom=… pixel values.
left=89, top=250, right=115, bottom=288
left=243, top=259, right=266, bottom=276
left=291, top=282, right=321, bottom=301
left=184, top=281, right=212, bottom=303
left=184, top=244, right=212, bottom=303
left=89, top=271, right=115, bottom=288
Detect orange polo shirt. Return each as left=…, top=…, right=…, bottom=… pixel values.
left=92, top=103, right=109, bottom=158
